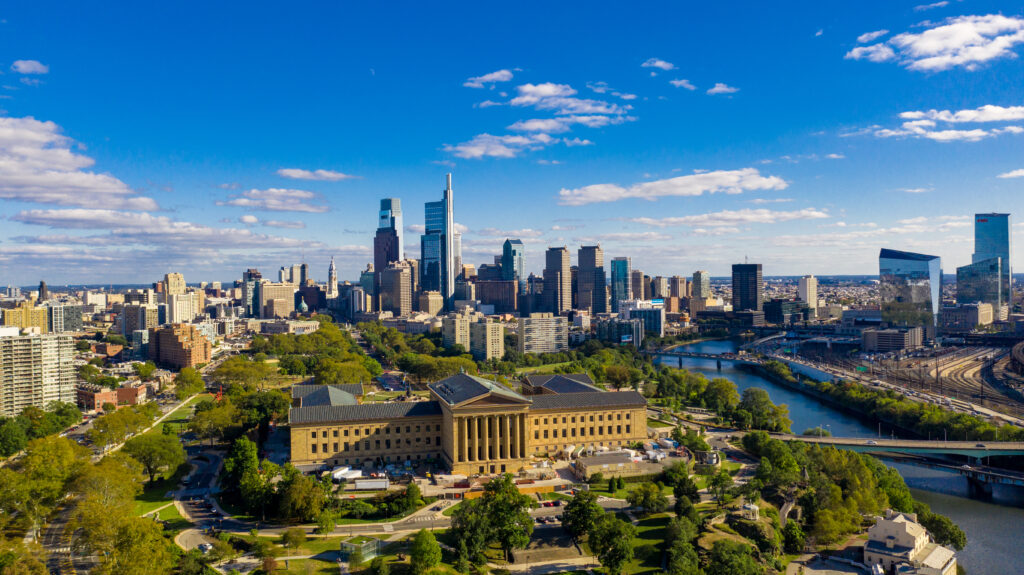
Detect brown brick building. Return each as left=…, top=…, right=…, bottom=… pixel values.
left=148, top=323, right=211, bottom=369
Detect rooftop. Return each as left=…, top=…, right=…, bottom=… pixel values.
left=292, top=383, right=364, bottom=400
left=530, top=390, right=646, bottom=411
left=289, top=400, right=442, bottom=425
left=523, top=373, right=601, bottom=394
left=428, top=372, right=528, bottom=406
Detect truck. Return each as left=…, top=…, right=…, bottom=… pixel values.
left=353, top=478, right=390, bottom=491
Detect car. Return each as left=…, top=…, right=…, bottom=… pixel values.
left=961, top=464, right=972, bottom=470
left=198, top=543, right=213, bottom=553
left=553, top=500, right=563, bottom=506
left=865, top=440, right=877, bottom=445
left=976, top=443, right=987, bottom=448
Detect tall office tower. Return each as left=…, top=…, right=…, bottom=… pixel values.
left=577, top=245, right=608, bottom=313
left=121, top=304, right=160, bottom=335
left=879, top=248, right=941, bottom=328
left=37, top=281, right=49, bottom=302
left=421, top=174, right=456, bottom=307
left=299, top=262, right=310, bottom=285
left=257, top=282, right=298, bottom=319
left=453, top=231, right=463, bottom=279
left=652, top=276, right=670, bottom=299
left=798, top=275, right=818, bottom=307
left=327, top=257, right=339, bottom=299
left=972, top=213, right=1011, bottom=317
left=163, top=273, right=186, bottom=296
left=610, top=257, right=632, bottom=313
left=0, top=331, right=76, bottom=417
left=167, top=292, right=199, bottom=324
left=375, top=198, right=404, bottom=274
left=47, top=304, right=83, bottom=333
left=242, top=269, right=262, bottom=317
left=517, top=313, right=569, bottom=355
left=542, top=247, right=571, bottom=313
left=956, top=258, right=1002, bottom=308
left=692, top=270, right=711, bottom=299
left=630, top=270, right=645, bottom=303
left=502, top=239, right=526, bottom=294
left=669, top=276, right=688, bottom=299
left=379, top=261, right=413, bottom=317
left=731, top=263, right=764, bottom=312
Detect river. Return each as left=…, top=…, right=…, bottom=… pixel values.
left=657, top=339, right=1024, bottom=575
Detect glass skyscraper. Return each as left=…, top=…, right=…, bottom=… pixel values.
left=879, top=248, right=941, bottom=327
left=501, top=239, right=526, bottom=294
left=971, top=213, right=1011, bottom=311
left=731, top=263, right=763, bottom=312
left=610, top=257, right=631, bottom=313
left=956, top=258, right=1002, bottom=307
left=374, top=198, right=403, bottom=275
left=377, top=198, right=404, bottom=258
left=421, top=174, right=455, bottom=306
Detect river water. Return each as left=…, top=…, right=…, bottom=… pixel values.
left=657, top=339, right=1024, bottom=574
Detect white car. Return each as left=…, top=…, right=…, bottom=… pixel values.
left=865, top=440, right=878, bottom=445
left=198, top=543, right=213, bottom=553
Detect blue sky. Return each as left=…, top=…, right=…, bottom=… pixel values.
left=1, top=1, right=1023, bottom=285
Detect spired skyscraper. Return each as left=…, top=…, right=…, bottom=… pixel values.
left=879, top=248, right=941, bottom=328
left=421, top=174, right=456, bottom=307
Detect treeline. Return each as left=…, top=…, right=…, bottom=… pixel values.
left=220, top=436, right=426, bottom=529
left=766, top=360, right=1024, bottom=441
left=188, top=389, right=290, bottom=446
left=653, top=366, right=792, bottom=433
left=0, top=401, right=81, bottom=457
left=250, top=315, right=382, bottom=385
left=88, top=402, right=162, bottom=450
left=742, top=431, right=966, bottom=551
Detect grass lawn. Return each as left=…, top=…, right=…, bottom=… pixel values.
left=155, top=503, right=192, bottom=535
left=143, top=393, right=212, bottom=437
left=646, top=418, right=673, bottom=428
left=441, top=502, right=462, bottom=517
left=619, top=512, right=672, bottom=575
left=589, top=482, right=673, bottom=500
left=134, top=462, right=190, bottom=515
left=541, top=491, right=572, bottom=501
left=515, top=362, right=572, bottom=375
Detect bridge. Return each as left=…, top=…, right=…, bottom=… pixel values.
left=777, top=434, right=1024, bottom=458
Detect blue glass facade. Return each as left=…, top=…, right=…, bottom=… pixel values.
left=972, top=213, right=1011, bottom=308
left=610, top=257, right=631, bottom=313
left=956, top=257, right=1002, bottom=308
left=420, top=175, right=455, bottom=305
left=879, top=248, right=941, bottom=327
left=501, top=239, right=526, bottom=294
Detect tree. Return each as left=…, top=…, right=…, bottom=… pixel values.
left=480, top=474, right=533, bottom=561
left=913, top=502, right=966, bottom=551
left=316, top=510, right=336, bottom=534
left=589, top=471, right=604, bottom=485
left=626, top=482, right=668, bottom=516
left=589, top=514, right=636, bottom=575
left=450, top=498, right=491, bottom=564
left=410, top=529, right=441, bottom=575
left=605, top=366, right=631, bottom=389
left=782, top=520, right=806, bottom=553
left=563, top=490, right=604, bottom=541
left=174, top=368, right=205, bottom=400
left=123, top=433, right=186, bottom=483
left=709, top=470, right=733, bottom=506
left=672, top=476, right=699, bottom=503
left=277, top=473, right=324, bottom=522
left=703, top=378, right=739, bottom=415
left=399, top=483, right=422, bottom=513
left=674, top=495, right=700, bottom=527
left=666, top=539, right=700, bottom=575
left=371, top=557, right=390, bottom=575
left=0, top=538, right=48, bottom=574
left=0, top=418, right=28, bottom=457
left=664, top=516, right=698, bottom=548
left=223, top=437, right=259, bottom=488
left=705, top=540, right=763, bottom=575
left=282, top=528, right=306, bottom=549
left=133, top=361, right=157, bottom=381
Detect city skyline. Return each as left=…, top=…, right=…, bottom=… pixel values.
left=1, top=2, right=1024, bottom=284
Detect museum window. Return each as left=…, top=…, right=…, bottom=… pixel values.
left=311, top=444, right=317, bottom=453
left=322, top=443, right=327, bottom=452
left=344, top=429, right=349, bottom=437
left=333, top=442, right=338, bottom=452
left=626, top=425, right=631, bottom=433
left=333, top=430, right=339, bottom=437
left=321, top=431, right=327, bottom=438
left=310, top=431, right=316, bottom=439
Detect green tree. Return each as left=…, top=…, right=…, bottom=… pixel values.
left=782, top=520, right=806, bottom=553
left=222, top=436, right=259, bottom=488
left=122, top=433, right=186, bottom=483
left=913, top=502, right=967, bottom=551
left=133, top=361, right=157, bottom=381
left=672, top=476, right=699, bottom=503
left=0, top=418, right=28, bottom=457
left=666, top=539, right=700, bottom=575
left=174, top=368, right=205, bottom=400
left=589, top=514, right=636, bottom=575
left=674, top=495, right=700, bottom=526
left=410, top=529, right=441, bottom=575
left=626, top=482, right=668, bottom=516
left=709, top=470, right=733, bottom=506
left=316, top=510, right=336, bottom=534
left=703, top=378, right=739, bottom=415
left=281, top=527, right=306, bottom=549
left=705, top=540, right=763, bottom=575
left=563, top=490, right=604, bottom=541
left=480, top=474, right=533, bottom=561
left=371, top=557, right=390, bottom=575
left=450, top=498, right=491, bottom=564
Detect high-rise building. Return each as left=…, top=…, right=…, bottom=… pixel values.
left=692, top=271, right=711, bottom=300
left=121, top=304, right=160, bottom=336
left=167, top=292, right=200, bottom=324
left=0, top=331, right=76, bottom=417
left=327, top=257, right=339, bottom=299
left=475, top=280, right=519, bottom=314
left=378, top=198, right=404, bottom=257
left=971, top=213, right=1011, bottom=317
left=442, top=309, right=472, bottom=350
left=731, top=263, right=764, bottom=312
left=2, top=302, right=49, bottom=333
left=163, top=272, right=186, bottom=296
left=543, top=247, right=572, bottom=314
left=517, top=313, right=568, bottom=355
left=37, top=281, right=49, bottom=302
left=798, top=275, right=818, bottom=308
left=879, top=248, right=941, bottom=328
left=652, top=276, right=670, bottom=299
left=47, top=304, right=83, bottom=334
left=374, top=198, right=404, bottom=277
left=620, top=300, right=666, bottom=337
left=148, top=324, right=212, bottom=369
left=610, top=257, right=631, bottom=313
left=469, top=319, right=504, bottom=361
left=242, top=269, right=262, bottom=317
left=257, top=282, right=297, bottom=319
left=630, top=270, right=645, bottom=303
left=956, top=258, right=1002, bottom=309
left=421, top=174, right=456, bottom=307
left=419, top=291, right=444, bottom=316
left=379, top=261, right=413, bottom=317
left=669, top=276, right=688, bottom=299
left=576, top=245, right=607, bottom=313
left=502, top=239, right=526, bottom=294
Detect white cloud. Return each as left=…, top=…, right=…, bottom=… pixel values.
left=537, top=159, right=561, bottom=165
left=218, top=188, right=328, bottom=212
left=442, top=133, right=557, bottom=159
left=915, top=1, right=949, bottom=11
left=826, top=153, right=845, bottom=159
left=276, top=168, right=356, bottom=181
left=564, top=138, right=593, bottom=147
left=847, top=15, right=1024, bottom=71
left=0, top=116, right=158, bottom=209
left=405, top=224, right=426, bottom=234
left=475, top=227, right=545, bottom=238
left=900, top=104, right=1024, bottom=123
left=574, top=231, right=674, bottom=243
left=857, top=30, right=890, bottom=43
left=11, top=60, right=48, bottom=74
left=670, top=79, right=697, bottom=90
left=463, top=69, right=514, bottom=88
left=899, top=187, right=932, bottom=193
left=865, top=104, right=1024, bottom=142
left=264, top=220, right=306, bottom=229
left=239, top=214, right=259, bottom=224
left=707, top=83, right=739, bottom=95
left=509, top=83, right=630, bottom=115
left=508, top=115, right=631, bottom=133
left=558, top=168, right=787, bottom=206
left=641, top=58, right=675, bottom=71
left=997, top=168, right=1024, bottom=178
left=816, top=29, right=824, bottom=37
left=749, top=198, right=794, bottom=204
left=626, top=207, right=829, bottom=228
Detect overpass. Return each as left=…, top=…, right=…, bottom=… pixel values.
left=778, top=434, right=1024, bottom=458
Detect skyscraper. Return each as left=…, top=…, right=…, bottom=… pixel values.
left=577, top=245, right=607, bottom=313
left=0, top=332, right=75, bottom=417
left=379, top=261, right=413, bottom=317
left=798, top=275, right=818, bottom=307
left=956, top=258, right=1002, bottom=308
left=610, top=257, right=631, bottom=313
left=692, top=270, right=711, bottom=299
left=242, top=268, right=262, bottom=317
left=421, top=174, right=456, bottom=307
left=879, top=248, right=941, bottom=327
left=163, top=272, right=186, bottom=296
left=731, top=263, right=763, bottom=312
left=37, top=281, right=49, bottom=302
left=374, top=198, right=403, bottom=276
left=669, top=276, right=688, bottom=299
left=502, top=239, right=526, bottom=294
left=543, top=247, right=571, bottom=314
left=630, top=270, right=645, bottom=303
left=327, top=257, right=338, bottom=299
left=971, top=213, right=1011, bottom=316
